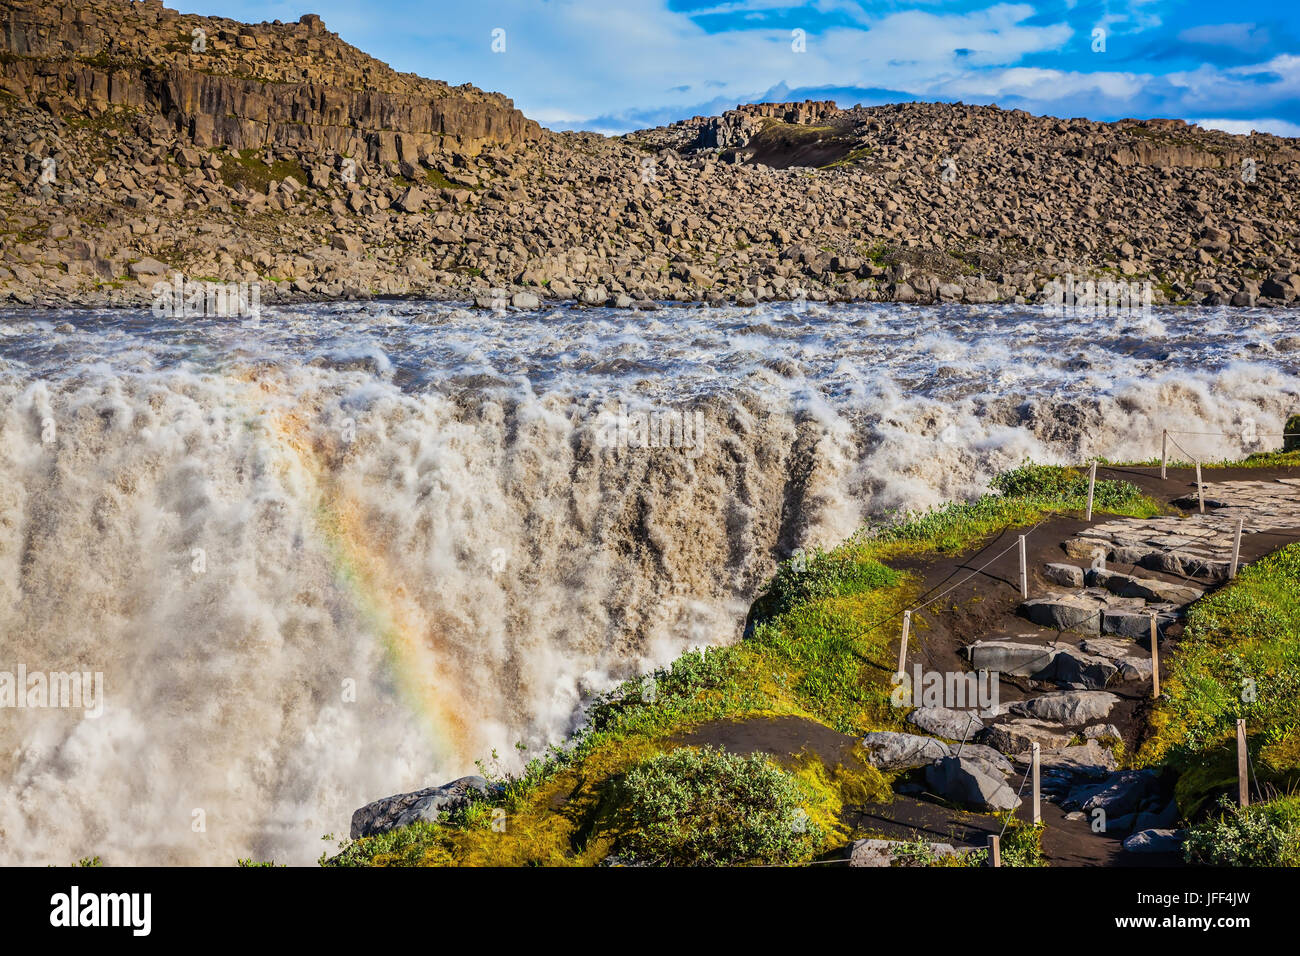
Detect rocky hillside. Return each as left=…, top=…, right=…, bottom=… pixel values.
left=1, top=0, right=1299, bottom=309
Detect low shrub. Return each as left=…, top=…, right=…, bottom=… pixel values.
left=615, top=746, right=821, bottom=866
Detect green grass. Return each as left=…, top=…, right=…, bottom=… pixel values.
left=1109, top=449, right=1300, bottom=469
left=1137, top=543, right=1300, bottom=819
left=323, top=464, right=1161, bottom=866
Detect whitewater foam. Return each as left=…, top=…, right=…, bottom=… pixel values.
left=0, top=300, right=1296, bottom=864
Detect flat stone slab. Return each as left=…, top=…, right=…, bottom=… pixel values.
left=953, top=742, right=1014, bottom=777
left=906, top=705, right=984, bottom=741
left=1086, top=568, right=1204, bottom=605
left=1043, top=563, right=1085, bottom=588
left=967, top=639, right=1060, bottom=677
left=862, top=731, right=951, bottom=771
left=979, top=718, right=1075, bottom=754
left=1019, top=592, right=1105, bottom=634
left=1013, top=740, right=1117, bottom=776
left=1010, top=690, right=1119, bottom=725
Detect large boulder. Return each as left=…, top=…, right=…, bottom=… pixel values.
left=924, top=755, right=1022, bottom=811
left=1074, top=769, right=1163, bottom=818
left=861, top=731, right=951, bottom=770
left=1019, top=593, right=1106, bottom=634
left=1123, top=828, right=1185, bottom=853
left=1010, top=690, right=1119, bottom=725
left=954, top=742, right=1014, bottom=779
left=1048, top=645, right=1119, bottom=689
left=906, top=706, right=984, bottom=741
left=967, top=639, right=1059, bottom=677
left=980, top=718, right=1075, bottom=754
left=349, top=775, right=488, bottom=839
left=1016, top=740, right=1116, bottom=777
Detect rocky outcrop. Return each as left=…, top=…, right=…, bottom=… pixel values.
left=0, top=0, right=540, bottom=159
left=349, top=776, right=488, bottom=840
left=1, top=6, right=1298, bottom=309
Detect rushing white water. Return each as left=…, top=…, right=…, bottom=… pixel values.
left=0, top=299, right=1297, bottom=865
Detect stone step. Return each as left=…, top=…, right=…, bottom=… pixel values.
left=979, top=718, right=1075, bottom=754
left=1084, top=567, right=1204, bottom=605
left=1008, top=689, right=1119, bottom=725
left=966, top=639, right=1116, bottom=689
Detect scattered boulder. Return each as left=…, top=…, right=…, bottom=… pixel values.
left=980, top=718, right=1075, bottom=754
left=349, top=776, right=488, bottom=839
left=1010, top=691, right=1119, bottom=725
left=1123, top=828, right=1185, bottom=853
left=924, top=755, right=1022, bottom=811
left=861, top=731, right=951, bottom=771
left=1043, top=563, right=1085, bottom=588
left=906, top=706, right=984, bottom=741
left=1019, top=593, right=1105, bottom=634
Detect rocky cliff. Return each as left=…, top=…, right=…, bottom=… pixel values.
left=0, top=0, right=540, bottom=159
left=1, top=1, right=1299, bottom=311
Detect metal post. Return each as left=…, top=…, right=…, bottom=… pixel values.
left=1161, top=429, right=1167, bottom=480
left=1196, top=461, right=1204, bottom=513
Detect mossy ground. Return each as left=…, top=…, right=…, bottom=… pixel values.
left=217, top=149, right=309, bottom=193
left=1136, top=543, right=1300, bottom=820
left=324, top=464, right=1160, bottom=867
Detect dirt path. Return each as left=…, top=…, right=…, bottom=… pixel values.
left=688, top=465, right=1300, bottom=867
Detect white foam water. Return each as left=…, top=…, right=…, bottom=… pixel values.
left=0, top=300, right=1296, bottom=865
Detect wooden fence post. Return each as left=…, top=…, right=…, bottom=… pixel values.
left=1237, top=719, right=1249, bottom=808
left=1161, top=429, right=1168, bottom=480
left=1230, top=517, right=1244, bottom=578
left=1031, top=741, right=1042, bottom=825
left=1018, top=534, right=1028, bottom=599
left=896, top=610, right=911, bottom=678
left=988, top=833, right=1001, bottom=868
left=1149, top=613, right=1161, bottom=698
left=1085, top=461, right=1097, bottom=522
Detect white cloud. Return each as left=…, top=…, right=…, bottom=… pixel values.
left=1193, top=117, right=1300, bottom=138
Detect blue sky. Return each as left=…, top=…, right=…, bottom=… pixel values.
left=187, top=1, right=1300, bottom=137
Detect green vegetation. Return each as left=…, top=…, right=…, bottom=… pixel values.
left=1183, top=796, right=1300, bottom=866
left=998, top=820, right=1047, bottom=867
left=217, top=148, right=308, bottom=194
left=614, top=747, right=821, bottom=865
left=1106, top=448, right=1300, bottom=469
left=325, top=463, right=1161, bottom=866
left=1137, top=543, right=1300, bottom=819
